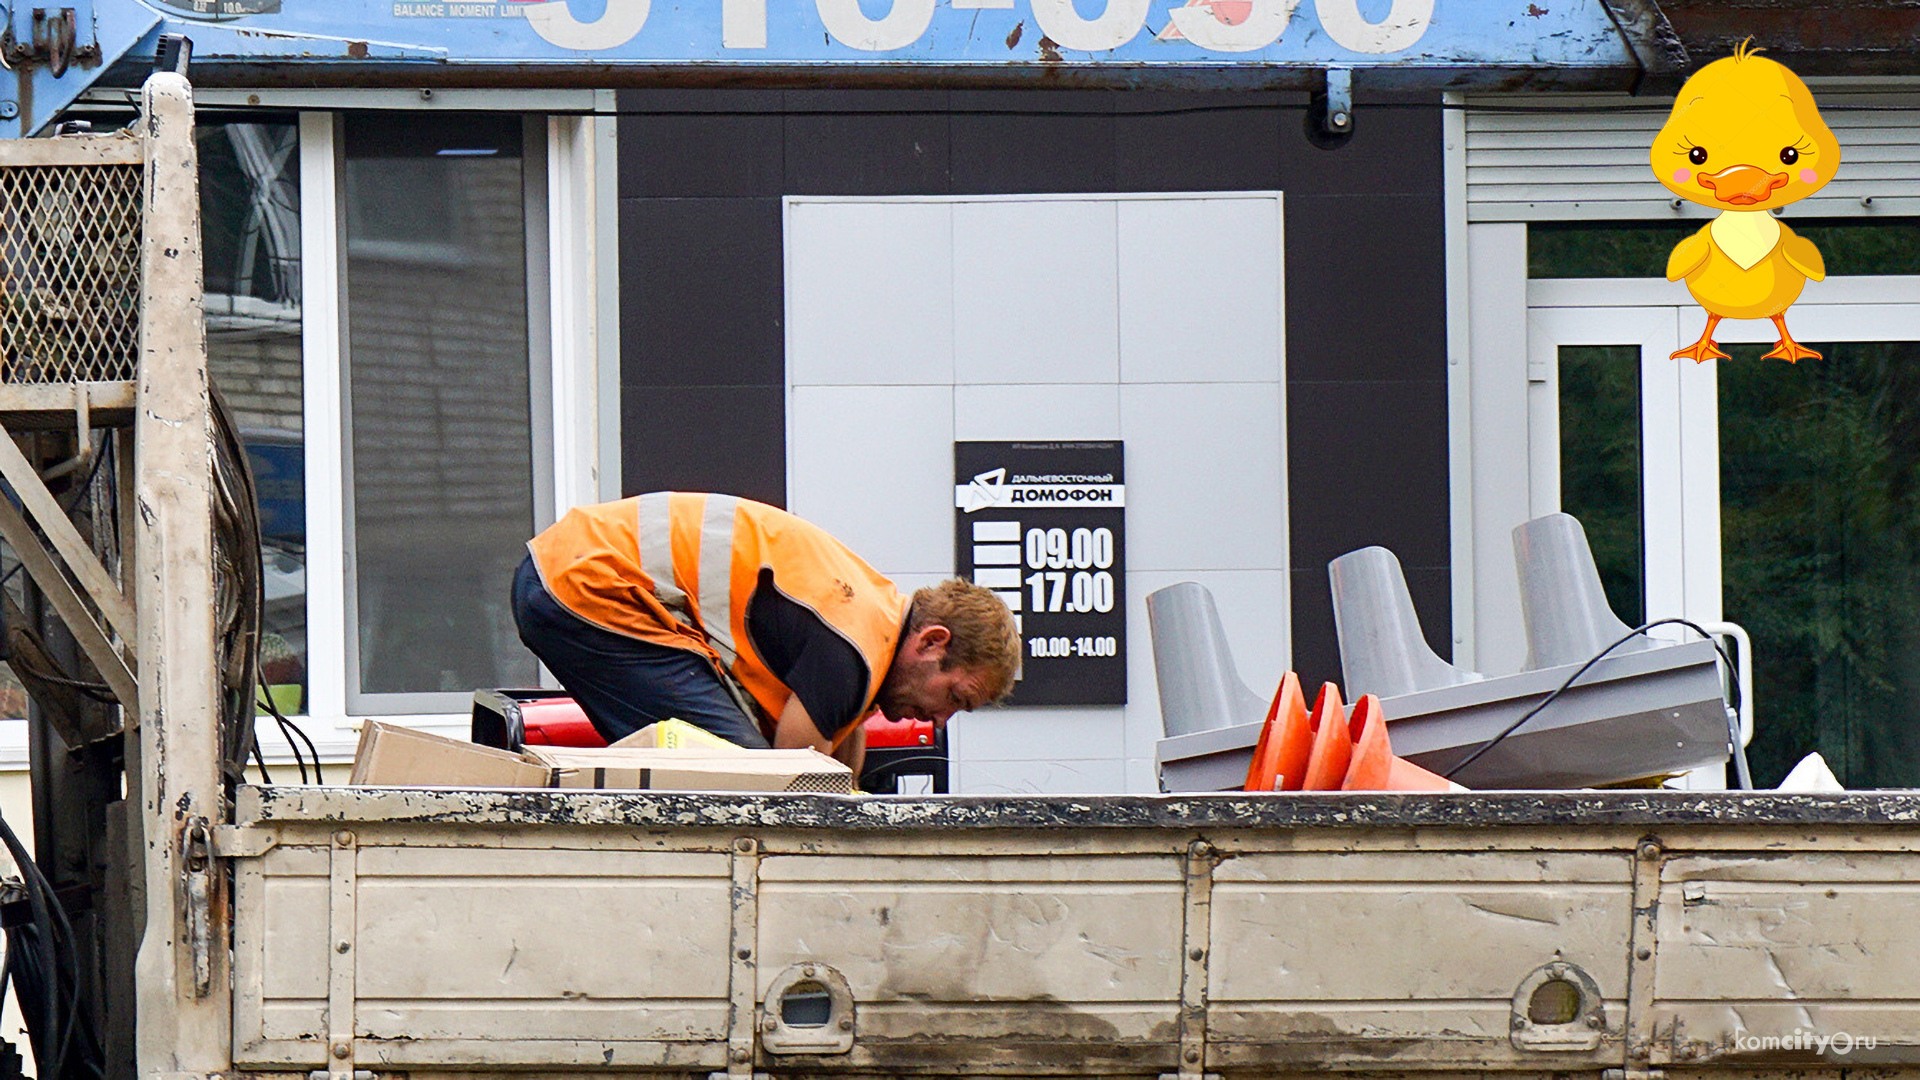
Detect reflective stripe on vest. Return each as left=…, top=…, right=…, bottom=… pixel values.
left=698, top=493, right=741, bottom=667
left=635, top=492, right=687, bottom=614
left=637, top=492, right=744, bottom=668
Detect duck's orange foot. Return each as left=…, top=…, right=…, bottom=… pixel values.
left=1670, top=340, right=1731, bottom=364
left=1762, top=339, right=1821, bottom=364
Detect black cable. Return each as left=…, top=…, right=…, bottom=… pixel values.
left=1442, top=617, right=1751, bottom=788
left=257, top=668, right=313, bottom=785
left=54, top=430, right=113, bottom=516
left=0, top=807, right=102, bottom=1080
left=207, top=381, right=265, bottom=793
left=250, top=741, right=275, bottom=786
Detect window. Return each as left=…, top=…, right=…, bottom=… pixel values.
left=341, top=113, right=544, bottom=712
left=199, top=115, right=307, bottom=712
left=193, top=99, right=612, bottom=753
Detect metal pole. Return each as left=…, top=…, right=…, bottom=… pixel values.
left=131, top=71, right=229, bottom=1080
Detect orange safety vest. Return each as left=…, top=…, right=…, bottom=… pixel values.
left=527, top=493, right=908, bottom=744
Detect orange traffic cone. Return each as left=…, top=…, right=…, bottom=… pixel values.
left=1298, top=682, right=1354, bottom=791
left=1244, top=672, right=1310, bottom=792
left=1340, top=693, right=1461, bottom=792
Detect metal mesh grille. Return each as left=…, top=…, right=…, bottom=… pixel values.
left=0, top=163, right=142, bottom=384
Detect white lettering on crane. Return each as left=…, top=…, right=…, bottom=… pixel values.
left=724, top=0, right=767, bottom=48
left=816, top=0, right=936, bottom=51
left=521, top=0, right=651, bottom=50
left=1029, top=0, right=1151, bottom=51
left=1167, top=0, right=1302, bottom=52
left=1313, top=0, right=1433, bottom=53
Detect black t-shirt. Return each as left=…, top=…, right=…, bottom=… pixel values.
left=743, top=568, right=872, bottom=741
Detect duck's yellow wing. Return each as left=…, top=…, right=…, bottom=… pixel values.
left=1667, top=225, right=1713, bottom=281
left=1780, top=223, right=1827, bottom=281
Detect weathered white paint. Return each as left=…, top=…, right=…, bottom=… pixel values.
left=521, top=0, right=652, bottom=51
left=816, top=0, right=936, bottom=51
left=132, top=71, right=230, bottom=1078
left=1029, top=0, right=1152, bottom=52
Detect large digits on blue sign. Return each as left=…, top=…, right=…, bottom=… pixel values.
left=522, top=0, right=652, bottom=50
left=1167, top=0, right=1302, bottom=52
left=1030, top=0, right=1152, bottom=51
left=818, top=0, right=938, bottom=51
left=1314, top=0, right=1433, bottom=53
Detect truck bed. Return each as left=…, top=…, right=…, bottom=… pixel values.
left=224, top=786, right=1920, bottom=1077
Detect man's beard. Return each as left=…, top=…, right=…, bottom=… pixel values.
left=873, top=653, right=930, bottom=719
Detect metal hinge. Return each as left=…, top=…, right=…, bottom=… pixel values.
left=182, top=816, right=213, bottom=998
left=211, top=823, right=279, bottom=858
left=0, top=5, right=101, bottom=77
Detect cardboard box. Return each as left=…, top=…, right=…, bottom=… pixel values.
left=350, top=721, right=552, bottom=788
left=524, top=745, right=853, bottom=794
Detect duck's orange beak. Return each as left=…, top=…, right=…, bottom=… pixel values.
left=1698, top=164, right=1789, bottom=206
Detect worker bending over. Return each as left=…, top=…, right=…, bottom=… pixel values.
left=512, top=492, right=1019, bottom=772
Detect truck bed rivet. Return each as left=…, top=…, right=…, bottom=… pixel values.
left=1189, top=948, right=1204, bottom=961
left=1184, top=1048, right=1200, bottom=1063
left=331, top=1042, right=350, bottom=1059
left=335, top=830, right=355, bottom=848
left=731, top=1047, right=751, bottom=1063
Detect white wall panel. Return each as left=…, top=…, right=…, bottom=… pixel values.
left=786, top=200, right=954, bottom=386
left=1120, top=381, right=1285, bottom=572
left=1118, top=196, right=1283, bottom=384
left=788, top=385, right=954, bottom=576
left=950, top=705, right=1125, bottom=763
left=954, top=383, right=1122, bottom=441
left=953, top=199, right=1119, bottom=386
left=1464, top=90, right=1920, bottom=221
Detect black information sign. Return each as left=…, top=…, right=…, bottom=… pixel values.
left=955, top=441, right=1125, bottom=706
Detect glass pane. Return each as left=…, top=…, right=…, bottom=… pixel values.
left=198, top=118, right=307, bottom=713
left=343, top=113, right=537, bottom=699
left=1531, top=220, right=1920, bottom=279
left=1558, top=345, right=1645, bottom=626
left=1720, top=341, right=1920, bottom=788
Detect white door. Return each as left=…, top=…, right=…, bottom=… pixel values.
left=1527, top=275, right=1920, bottom=786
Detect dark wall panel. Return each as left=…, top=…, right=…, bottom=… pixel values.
left=616, top=87, right=1452, bottom=684
left=620, top=197, right=784, bottom=388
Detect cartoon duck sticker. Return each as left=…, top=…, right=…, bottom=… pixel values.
left=1651, top=40, right=1841, bottom=363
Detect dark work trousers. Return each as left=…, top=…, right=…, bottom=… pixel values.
left=510, top=554, right=772, bottom=748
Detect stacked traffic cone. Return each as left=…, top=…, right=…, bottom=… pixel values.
left=1300, top=682, right=1356, bottom=790
left=1241, top=676, right=1465, bottom=793
left=1338, top=693, right=1459, bottom=792
left=1243, top=672, right=1310, bottom=791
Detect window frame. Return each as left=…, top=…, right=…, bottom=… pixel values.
left=282, top=97, right=618, bottom=758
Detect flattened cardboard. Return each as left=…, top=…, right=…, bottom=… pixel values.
left=351, top=720, right=552, bottom=788
left=524, top=745, right=853, bottom=794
